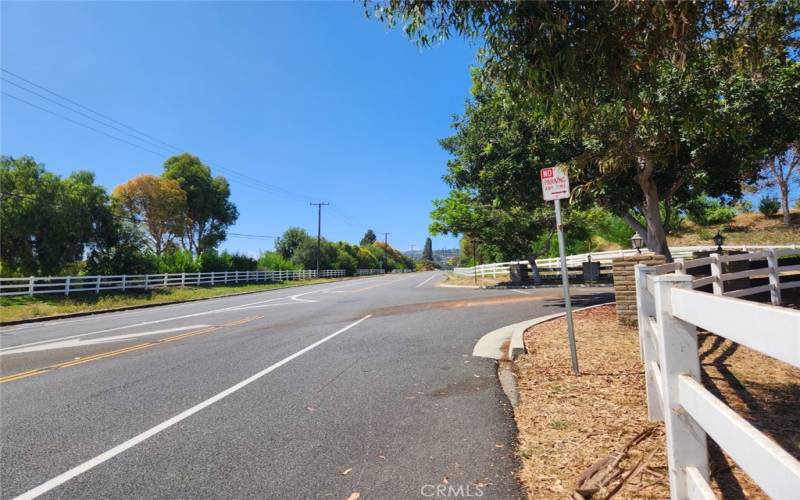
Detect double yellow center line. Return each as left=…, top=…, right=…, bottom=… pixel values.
left=0, top=315, right=263, bottom=384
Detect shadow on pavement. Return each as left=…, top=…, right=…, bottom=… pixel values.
left=542, top=292, right=614, bottom=309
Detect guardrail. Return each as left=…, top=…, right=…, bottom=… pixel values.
left=453, top=245, right=799, bottom=278
left=0, top=269, right=347, bottom=297
left=634, top=266, right=800, bottom=499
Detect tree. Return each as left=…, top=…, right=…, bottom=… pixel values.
left=360, top=229, right=377, bottom=246
left=1, top=156, right=115, bottom=275
left=275, top=227, right=313, bottom=260
left=112, top=175, right=187, bottom=255
left=763, top=144, right=799, bottom=225
left=421, top=237, right=433, bottom=261
left=162, top=153, right=238, bottom=254
left=368, top=0, right=798, bottom=260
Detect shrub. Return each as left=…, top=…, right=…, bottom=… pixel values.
left=258, top=251, right=299, bottom=271
left=686, top=197, right=736, bottom=226
left=158, top=249, right=199, bottom=274
left=758, top=195, right=780, bottom=217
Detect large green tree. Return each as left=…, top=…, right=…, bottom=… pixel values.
left=0, top=156, right=114, bottom=275
left=162, top=153, right=238, bottom=254
left=369, top=0, right=798, bottom=260
left=275, top=227, right=313, bottom=260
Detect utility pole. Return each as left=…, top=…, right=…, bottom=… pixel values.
left=310, top=202, right=329, bottom=276
left=381, top=232, right=391, bottom=271
left=409, top=244, right=416, bottom=256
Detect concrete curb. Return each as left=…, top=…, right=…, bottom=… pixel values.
left=508, top=302, right=614, bottom=359
left=0, top=277, right=363, bottom=327
left=472, top=301, right=615, bottom=360
left=440, top=282, right=613, bottom=290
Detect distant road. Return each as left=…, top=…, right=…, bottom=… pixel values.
left=1, top=272, right=611, bottom=499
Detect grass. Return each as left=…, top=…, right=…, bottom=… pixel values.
left=0, top=278, right=345, bottom=323
left=513, top=304, right=799, bottom=499
left=441, top=273, right=508, bottom=287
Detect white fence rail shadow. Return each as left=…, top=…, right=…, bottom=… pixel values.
left=0, top=269, right=349, bottom=297
left=453, top=245, right=799, bottom=279
left=635, top=260, right=800, bottom=499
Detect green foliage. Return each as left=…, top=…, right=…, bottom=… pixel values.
left=759, top=195, right=781, bottom=217
left=583, top=208, right=635, bottom=249
left=157, top=249, right=199, bottom=274
left=1, top=155, right=116, bottom=276
left=360, top=229, right=377, bottom=246
left=370, top=1, right=797, bottom=259
left=162, top=153, right=238, bottom=254
left=275, top=227, right=313, bottom=260
left=258, top=251, right=300, bottom=271
left=685, top=197, right=737, bottom=226
left=421, top=237, right=434, bottom=261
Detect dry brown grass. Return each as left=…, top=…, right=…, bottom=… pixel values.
left=669, top=209, right=800, bottom=247
left=513, top=304, right=800, bottom=499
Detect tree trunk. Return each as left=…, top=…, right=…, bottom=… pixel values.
left=526, top=254, right=543, bottom=285
left=634, top=156, right=673, bottom=262
left=778, top=179, right=791, bottom=226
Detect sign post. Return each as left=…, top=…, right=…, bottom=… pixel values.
left=540, top=166, right=579, bottom=374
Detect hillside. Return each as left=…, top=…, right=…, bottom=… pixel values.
left=668, top=209, right=800, bottom=247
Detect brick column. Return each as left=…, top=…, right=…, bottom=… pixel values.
left=612, top=253, right=666, bottom=325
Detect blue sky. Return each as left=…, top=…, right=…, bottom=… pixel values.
left=1, top=1, right=478, bottom=256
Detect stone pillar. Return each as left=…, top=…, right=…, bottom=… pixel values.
left=612, top=253, right=666, bottom=325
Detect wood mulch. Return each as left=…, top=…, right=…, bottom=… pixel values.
left=513, top=304, right=799, bottom=499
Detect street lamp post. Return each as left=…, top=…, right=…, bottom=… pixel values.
left=630, top=232, right=644, bottom=254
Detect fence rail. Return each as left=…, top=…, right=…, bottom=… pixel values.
left=453, top=244, right=799, bottom=279
left=0, top=269, right=348, bottom=297
left=635, top=264, right=800, bottom=499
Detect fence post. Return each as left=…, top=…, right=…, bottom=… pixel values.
left=181, top=273, right=186, bottom=288
left=122, top=275, right=127, bottom=292
left=652, top=274, right=709, bottom=499
left=28, top=276, right=35, bottom=296
left=144, top=275, right=149, bottom=290
left=163, top=274, right=168, bottom=288
left=674, top=258, right=685, bottom=275
left=635, top=265, right=662, bottom=421
left=65, top=276, right=71, bottom=296
left=767, top=248, right=782, bottom=306
left=710, top=253, right=724, bottom=295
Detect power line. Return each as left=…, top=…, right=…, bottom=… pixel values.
left=1, top=68, right=181, bottom=152
left=1, top=69, right=387, bottom=237
left=2, top=92, right=167, bottom=157
left=2, top=78, right=175, bottom=155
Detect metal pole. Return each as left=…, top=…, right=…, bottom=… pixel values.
left=554, top=198, right=579, bottom=374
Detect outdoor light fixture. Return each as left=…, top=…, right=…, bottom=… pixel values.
left=713, top=231, right=725, bottom=253
left=630, top=232, right=644, bottom=254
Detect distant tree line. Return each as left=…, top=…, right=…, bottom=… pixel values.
left=1, top=155, right=414, bottom=277
left=258, top=227, right=415, bottom=275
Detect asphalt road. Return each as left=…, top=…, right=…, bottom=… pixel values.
left=0, top=273, right=612, bottom=499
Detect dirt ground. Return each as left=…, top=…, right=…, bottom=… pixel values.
left=513, top=304, right=799, bottom=499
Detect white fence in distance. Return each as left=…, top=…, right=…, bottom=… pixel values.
left=0, top=269, right=349, bottom=297
left=453, top=244, right=799, bottom=279
left=635, top=261, right=800, bottom=499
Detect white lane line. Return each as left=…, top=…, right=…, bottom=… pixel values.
left=511, top=289, right=531, bottom=295
left=0, top=278, right=374, bottom=335
left=414, top=273, right=439, bottom=289
left=1, top=325, right=211, bottom=355
left=13, top=315, right=372, bottom=500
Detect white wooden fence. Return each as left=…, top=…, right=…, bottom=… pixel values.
left=0, top=269, right=347, bottom=297
left=453, top=244, right=799, bottom=279
left=634, top=258, right=800, bottom=499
